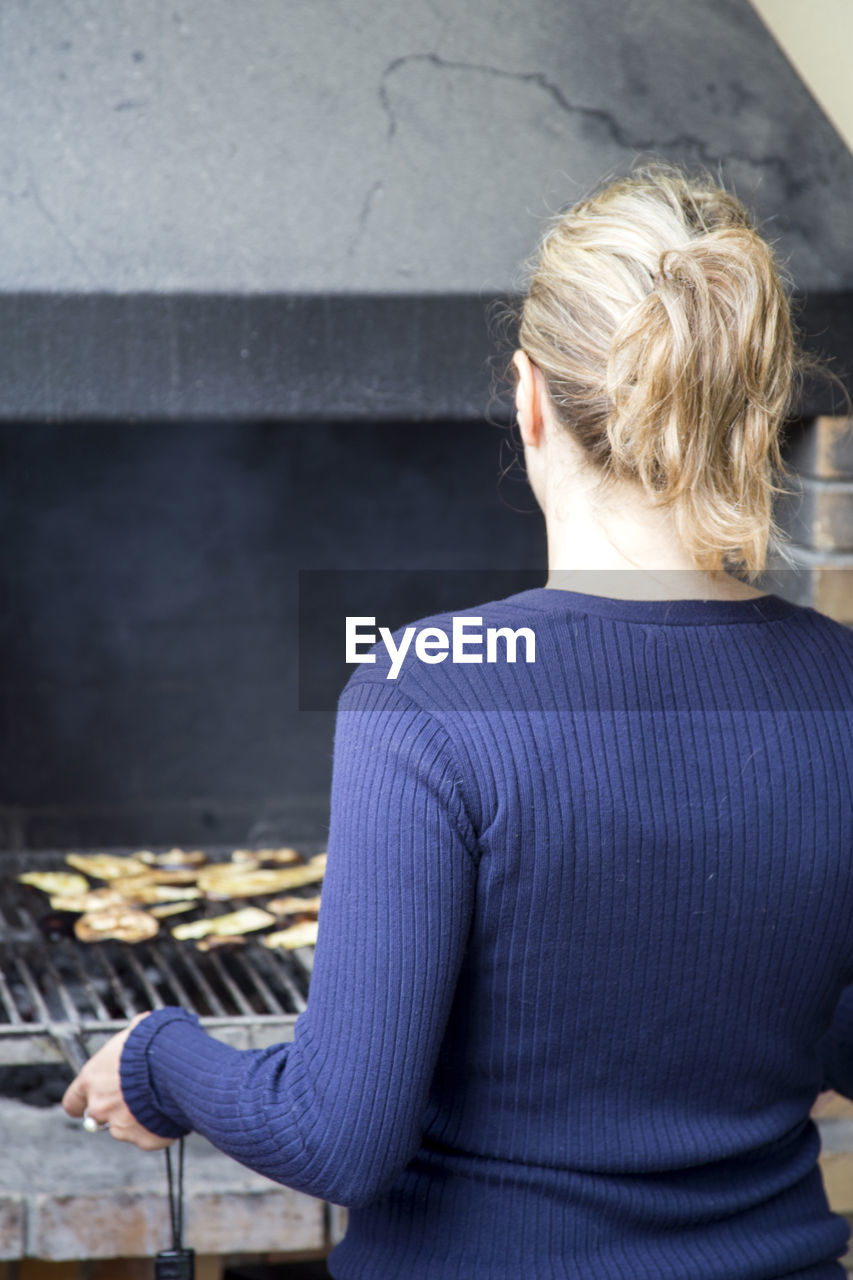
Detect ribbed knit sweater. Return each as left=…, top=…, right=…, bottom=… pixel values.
left=121, top=587, right=853, bottom=1279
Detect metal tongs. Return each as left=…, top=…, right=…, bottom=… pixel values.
left=157, top=1136, right=195, bottom=1279
left=55, top=1026, right=194, bottom=1277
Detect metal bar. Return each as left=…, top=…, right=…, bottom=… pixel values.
left=146, top=945, right=196, bottom=1009
left=7, top=950, right=90, bottom=1072
left=204, top=950, right=255, bottom=1017
left=123, top=946, right=166, bottom=1010
left=7, top=893, right=39, bottom=932
left=52, top=1024, right=89, bottom=1074
left=0, top=894, right=18, bottom=930
left=91, top=945, right=139, bottom=1020
left=274, top=938, right=314, bottom=986
left=249, top=946, right=306, bottom=1014
left=15, top=907, right=83, bottom=1024
left=34, top=949, right=83, bottom=1025
left=102, top=941, right=152, bottom=1015
left=65, top=945, right=112, bottom=1022
left=230, top=948, right=287, bottom=1015
left=0, top=1026, right=64, bottom=1065
left=12, top=904, right=39, bottom=933
left=12, top=952, right=55, bottom=1025
left=0, top=961, right=24, bottom=1024
left=169, top=945, right=227, bottom=1018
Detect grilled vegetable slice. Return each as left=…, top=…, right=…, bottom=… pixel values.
left=50, top=887, right=129, bottom=912
left=66, top=852, right=149, bottom=880
left=196, top=863, right=325, bottom=900
left=113, top=868, right=201, bottom=886
left=171, top=907, right=276, bottom=941
left=262, top=920, right=319, bottom=950
left=74, top=908, right=160, bottom=943
left=149, top=901, right=198, bottom=919
left=266, top=893, right=322, bottom=918
left=18, top=871, right=90, bottom=897
left=230, top=847, right=302, bottom=865
left=137, top=848, right=207, bottom=868
left=109, top=876, right=202, bottom=902
left=196, top=935, right=247, bottom=951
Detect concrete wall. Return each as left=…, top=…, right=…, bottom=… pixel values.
left=0, top=0, right=851, bottom=295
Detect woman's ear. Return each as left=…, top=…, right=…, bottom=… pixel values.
left=512, top=350, right=544, bottom=449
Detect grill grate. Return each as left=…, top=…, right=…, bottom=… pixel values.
left=0, top=846, right=319, bottom=1065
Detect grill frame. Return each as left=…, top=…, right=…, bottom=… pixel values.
left=0, top=845, right=321, bottom=1066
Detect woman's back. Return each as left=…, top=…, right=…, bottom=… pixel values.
left=329, top=586, right=853, bottom=1279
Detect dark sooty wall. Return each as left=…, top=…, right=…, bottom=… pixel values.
left=0, top=422, right=546, bottom=851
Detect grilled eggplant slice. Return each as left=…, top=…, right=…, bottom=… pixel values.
left=266, top=893, right=322, bottom=918
left=196, top=863, right=325, bottom=900
left=74, top=907, right=160, bottom=943
left=18, top=871, right=90, bottom=897
left=171, top=906, right=276, bottom=941
left=50, top=887, right=130, bottom=912
left=137, top=848, right=207, bottom=868
left=149, top=901, right=198, bottom=919
left=262, top=920, right=319, bottom=950
left=115, top=868, right=201, bottom=886
left=231, top=847, right=302, bottom=866
left=110, top=876, right=201, bottom=902
left=66, top=852, right=149, bottom=880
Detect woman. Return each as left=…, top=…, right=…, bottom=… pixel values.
left=64, top=162, right=853, bottom=1279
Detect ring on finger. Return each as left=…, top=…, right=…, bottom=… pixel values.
left=82, top=1105, right=110, bottom=1133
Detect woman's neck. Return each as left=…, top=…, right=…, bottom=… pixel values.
left=544, top=568, right=767, bottom=602
left=540, top=474, right=766, bottom=602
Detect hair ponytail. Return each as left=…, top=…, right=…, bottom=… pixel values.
left=517, top=162, right=816, bottom=578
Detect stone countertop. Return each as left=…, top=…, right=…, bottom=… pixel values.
left=0, top=1099, right=328, bottom=1261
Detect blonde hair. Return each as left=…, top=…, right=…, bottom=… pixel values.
left=516, top=161, right=811, bottom=579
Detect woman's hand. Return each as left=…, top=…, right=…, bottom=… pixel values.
left=61, top=1012, right=176, bottom=1151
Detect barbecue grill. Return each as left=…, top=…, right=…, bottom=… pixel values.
left=0, top=846, right=321, bottom=1071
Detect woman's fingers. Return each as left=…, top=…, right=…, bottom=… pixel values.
left=61, top=1073, right=88, bottom=1118
left=61, top=1012, right=171, bottom=1149
left=107, top=1116, right=176, bottom=1150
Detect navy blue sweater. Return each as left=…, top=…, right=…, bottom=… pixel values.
left=121, top=587, right=853, bottom=1279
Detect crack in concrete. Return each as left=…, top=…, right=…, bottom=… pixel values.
left=377, top=52, right=804, bottom=196
left=347, top=178, right=384, bottom=260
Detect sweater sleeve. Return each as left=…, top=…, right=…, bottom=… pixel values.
left=119, top=676, right=479, bottom=1207
left=816, top=985, right=853, bottom=1098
